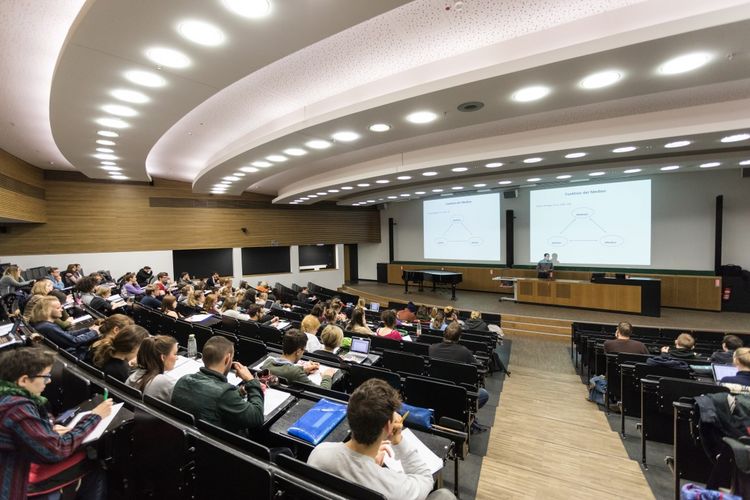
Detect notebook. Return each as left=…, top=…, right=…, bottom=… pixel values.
left=342, top=337, right=371, bottom=363
left=287, top=398, right=347, bottom=445
left=713, top=363, right=739, bottom=381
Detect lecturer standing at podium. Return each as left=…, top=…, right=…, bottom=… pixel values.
left=536, top=253, right=554, bottom=279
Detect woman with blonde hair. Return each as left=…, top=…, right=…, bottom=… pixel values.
left=221, top=296, right=250, bottom=321
left=203, top=293, right=220, bottom=315
left=345, top=308, right=374, bottom=336
left=0, top=265, right=33, bottom=296
left=91, top=325, right=149, bottom=381
left=30, top=296, right=99, bottom=358
left=22, top=279, right=54, bottom=322
left=464, top=310, right=489, bottom=332
left=313, top=325, right=344, bottom=364
left=720, top=347, right=750, bottom=386
left=301, top=314, right=323, bottom=352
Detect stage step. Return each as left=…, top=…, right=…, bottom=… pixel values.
left=501, top=314, right=573, bottom=339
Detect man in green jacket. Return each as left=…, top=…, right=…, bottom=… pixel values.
left=262, top=329, right=336, bottom=389
left=171, top=336, right=263, bottom=434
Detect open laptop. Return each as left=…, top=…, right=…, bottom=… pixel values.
left=342, top=337, right=371, bottom=364
left=369, top=302, right=380, bottom=312
left=712, top=363, right=738, bottom=382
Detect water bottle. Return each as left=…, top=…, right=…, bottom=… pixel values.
left=416, top=321, right=422, bottom=337
left=187, top=334, right=197, bottom=359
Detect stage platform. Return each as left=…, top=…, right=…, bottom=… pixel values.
left=343, top=281, right=750, bottom=333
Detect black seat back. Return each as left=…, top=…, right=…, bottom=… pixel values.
left=348, top=364, right=401, bottom=392
left=382, top=349, right=425, bottom=376
left=428, top=358, right=478, bottom=389
left=236, top=336, right=267, bottom=366
left=402, top=341, right=429, bottom=356
left=371, top=335, right=401, bottom=352
left=143, top=393, right=196, bottom=425
left=403, top=376, right=468, bottom=427
left=194, top=437, right=273, bottom=499
left=220, top=315, right=240, bottom=335
left=106, top=374, right=143, bottom=400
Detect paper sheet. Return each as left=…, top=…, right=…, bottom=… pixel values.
left=263, top=388, right=292, bottom=417
left=165, top=356, right=243, bottom=385
left=185, top=313, right=213, bottom=322
left=67, top=402, right=124, bottom=443
left=70, top=314, right=92, bottom=325
left=400, top=428, right=444, bottom=474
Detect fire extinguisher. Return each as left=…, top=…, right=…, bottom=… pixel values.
left=723, top=287, right=732, bottom=301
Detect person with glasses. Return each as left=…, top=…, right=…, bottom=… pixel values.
left=0, top=348, right=112, bottom=500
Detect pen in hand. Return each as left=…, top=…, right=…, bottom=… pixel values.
left=103, top=388, right=108, bottom=400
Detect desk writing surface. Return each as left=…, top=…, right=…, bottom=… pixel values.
left=269, top=398, right=351, bottom=444
left=251, top=354, right=343, bottom=385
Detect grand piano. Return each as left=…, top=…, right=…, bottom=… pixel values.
left=402, top=269, right=463, bottom=300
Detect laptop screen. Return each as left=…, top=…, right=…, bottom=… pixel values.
left=351, top=337, right=370, bottom=355
left=713, top=364, right=739, bottom=381
left=369, top=303, right=380, bottom=312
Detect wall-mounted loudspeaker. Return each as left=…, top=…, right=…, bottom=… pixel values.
left=503, top=189, right=518, bottom=199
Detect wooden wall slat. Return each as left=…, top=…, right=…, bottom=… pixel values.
left=0, top=149, right=46, bottom=223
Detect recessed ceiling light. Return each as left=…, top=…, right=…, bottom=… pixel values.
left=527, top=177, right=541, bottom=182
left=664, top=140, right=691, bottom=148
left=316, top=192, right=327, bottom=196
left=97, top=130, right=119, bottom=138
left=660, top=165, right=680, bottom=171
left=589, top=172, right=606, bottom=176
left=485, top=162, right=503, bottom=168
left=415, top=191, right=426, bottom=195
left=211, top=190, right=226, bottom=194
left=523, top=157, right=542, bottom=164
left=283, top=148, right=307, bottom=156
left=452, top=186, right=464, bottom=190
left=328, top=189, right=339, bottom=193
left=400, top=194, right=411, bottom=197
left=100, top=161, right=116, bottom=165
left=369, top=123, right=391, bottom=132
left=299, top=197, right=309, bottom=201
left=451, top=167, right=468, bottom=172
left=213, top=183, right=227, bottom=188
left=266, top=155, right=287, bottom=162
left=473, top=183, right=486, bottom=187
left=332, top=131, right=360, bottom=142
left=177, top=19, right=226, bottom=46
left=306, top=139, right=332, bottom=150
left=405, top=111, right=438, bottom=124
left=356, top=183, right=370, bottom=187
left=367, top=199, right=376, bottom=203
left=699, top=162, right=720, bottom=169
left=240, top=166, right=259, bottom=173
left=556, top=175, right=572, bottom=179
left=341, top=186, right=353, bottom=190
left=579, top=70, right=622, bottom=89
left=96, top=147, right=114, bottom=153
left=96, top=139, right=115, bottom=146
left=96, top=118, right=129, bottom=129
left=93, top=153, right=118, bottom=160
left=612, top=146, right=637, bottom=153
left=396, top=176, right=412, bottom=180
left=511, top=85, right=550, bottom=102
left=110, top=89, right=149, bottom=104
left=220, top=181, right=232, bottom=185
left=306, top=195, right=316, bottom=198
left=375, top=179, right=390, bottom=184
left=223, top=176, right=240, bottom=181
left=251, top=161, right=272, bottom=168
left=623, top=168, right=642, bottom=174
left=432, top=188, right=443, bottom=193
left=110, top=175, right=128, bottom=180
left=721, top=133, right=750, bottom=143
left=739, top=160, right=750, bottom=166
left=124, top=70, right=166, bottom=88
left=422, top=171, right=438, bottom=177
left=498, top=180, right=512, bottom=185
left=658, top=52, right=712, bottom=75
left=565, top=152, right=587, bottom=159
left=234, top=172, right=245, bottom=177
left=100, top=166, right=121, bottom=171
left=387, top=196, right=398, bottom=200
left=102, top=104, right=138, bottom=117
left=145, top=47, right=191, bottom=69
left=222, top=0, right=271, bottom=18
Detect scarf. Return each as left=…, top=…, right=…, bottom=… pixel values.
left=0, top=379, right=48, bottom=407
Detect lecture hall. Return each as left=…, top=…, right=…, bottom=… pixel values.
left=1, top=1, right=750, bottom=499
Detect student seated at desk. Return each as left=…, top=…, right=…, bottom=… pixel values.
left=301, top=314, right=323, bottom=352
left=307, top=379, right=455, bottom=500
left=719, top=347, right=750, bottom=386
left=659, top=333, right=698, bottom=360
left=262, top=330, right=336, bottom=388
left=138, top=285, right=162, bottom=310
left=376, top=310, right=403, bottom=341
left=127, top=335, right=179, bottom=401
left=396, top=302, right=417, bottom=323
left=221, top=296, right=250, bottom=321
left=346, top=308, right=374, bottom=336
left=121, top=273, right=145, bottom=299
left=247, top=303, right=279, bottom=326
left=463, top=310, right=489, bottom=332
left=160, top=295, right=181, bottom=319
left=711, top=335, right=743, bottom=365
left=171, top=336, right=263, bottom=434
left=30, top=296, right=100, bottom=359
left=0, top=347, right=112, bottom=500
left=91, top=325, right=148, bottom=382
left=0, top=264, right=34, bottom=296
left=313, top=325, right=344, bottom=365
left=602, top=322, right=649, bottom=354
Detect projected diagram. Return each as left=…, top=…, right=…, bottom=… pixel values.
left=547, top=207, right=624, bottom=248
left=434, top=215, right=483, bottom=247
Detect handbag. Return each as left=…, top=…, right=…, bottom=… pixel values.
left=399, top=402, right=434, bottom=430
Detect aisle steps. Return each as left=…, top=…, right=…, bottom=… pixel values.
left=501, top=314, right=572, bottom=339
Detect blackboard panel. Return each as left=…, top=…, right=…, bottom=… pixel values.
left=299, top=244, right=336, bottom=269
left=173, top=248, right=233, bottom=279
left=241, top=246, right=291, bottom=275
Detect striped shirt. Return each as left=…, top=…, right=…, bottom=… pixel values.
left=0, top=396, right=100, bottom=500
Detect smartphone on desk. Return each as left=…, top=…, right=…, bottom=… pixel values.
left=55, top=407, right=79, bottom=426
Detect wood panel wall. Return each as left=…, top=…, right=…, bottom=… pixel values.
left=0, top=175, right=380, bottom=255
left=0, top=149, right=46, bottom=223
left=387, top=263, right=721, bottom=311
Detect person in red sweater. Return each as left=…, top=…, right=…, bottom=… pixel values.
left=0, top=348, right=112, bottom=500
